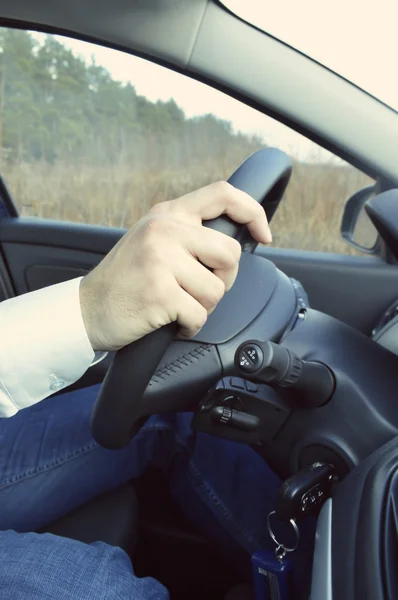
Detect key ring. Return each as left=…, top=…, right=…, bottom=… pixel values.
left=275, top=544, right=287, bottom=561
left=267, top=510, right=300, bottom=554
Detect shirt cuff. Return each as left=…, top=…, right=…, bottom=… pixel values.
left=0, top=277, right=100, bottom=417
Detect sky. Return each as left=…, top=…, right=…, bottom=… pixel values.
left=32, top=0, right=398, bottom=164
left=225, top=0, right=398, bottom=111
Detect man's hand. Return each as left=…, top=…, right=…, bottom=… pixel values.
left=79, top=181, right=272, bottom=352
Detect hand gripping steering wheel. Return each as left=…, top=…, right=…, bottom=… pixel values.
left=91, top=148, right=294, bottom=449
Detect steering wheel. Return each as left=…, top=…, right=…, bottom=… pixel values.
left=91, top=147, right=398, bottom=484
left=91, top=148, right=295, bottom=449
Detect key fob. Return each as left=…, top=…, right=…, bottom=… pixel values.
left=252, top=550, right=293, bottom=600
left=276, top=462, right=336, bottom=522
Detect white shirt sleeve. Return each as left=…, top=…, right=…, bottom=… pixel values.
left=0, top=277, right=106, bottom=417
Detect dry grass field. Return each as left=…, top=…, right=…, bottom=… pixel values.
left=4, top=156, right=374, bottom=254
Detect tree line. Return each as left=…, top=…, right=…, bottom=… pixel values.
left=0, top=28, right=263, bottom=167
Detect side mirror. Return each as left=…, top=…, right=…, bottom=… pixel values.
left=341, top=185, right=380, bottom=253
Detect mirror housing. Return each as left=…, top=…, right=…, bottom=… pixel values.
left=341, top=185, right=379, bottom=253
left=365, top=189, right=398, bottom=262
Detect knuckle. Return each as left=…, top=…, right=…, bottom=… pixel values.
left=150, top=200, right=170, bottom=215
left=207, top=277, right=225, bottom=305
left=142, top=211, right=163, bottom=240
left=194, top=305, right=208, bottom=330
left=212, top=180, right=233, bottom=197
left=143, top=215, right=165, bottom=236
left=142, top=214, right=177, bottom=248
left=226, top=237, right=242, bottom=263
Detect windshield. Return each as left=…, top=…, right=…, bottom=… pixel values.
left=222, top=0, right=398, bottom=112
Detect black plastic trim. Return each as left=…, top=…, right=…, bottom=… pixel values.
left=331, top=436, right=398, bottom=600
left=0, top=249, right=15, bottom=300
left=0, top=176, right=18, bottom=217
left=256, top=246, right=398, bottom=334
left=0, top=217, right=124, bottom=254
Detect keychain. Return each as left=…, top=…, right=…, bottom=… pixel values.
left=252, top=511, right=299, bottom=600
left=252, top=462, right=335, bottom=599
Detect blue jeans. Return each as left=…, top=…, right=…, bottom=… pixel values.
left=0, top=385, right=314, bottom=599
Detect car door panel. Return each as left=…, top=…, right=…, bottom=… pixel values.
left=3, top=243, right=105, bottom=294
left=0, top=217, right=124, bottom=294
left=0, top=218, right=123, bottom=261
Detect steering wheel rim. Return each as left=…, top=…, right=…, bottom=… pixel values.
left=91, top=147, right=293, bottom=449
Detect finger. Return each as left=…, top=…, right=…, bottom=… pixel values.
left=175, top=256, right=226, bottom=312
left=213, top=264, right=239, bottom=293
left=175, top=181, right=272, bottom=244
left=182, top=224, right=242, bottom=272
left=182, top=226, right=241, bottom=291
left=175, top=288, right=208, bottom=339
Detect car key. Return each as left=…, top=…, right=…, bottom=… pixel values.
left=276, top=462, right=337, bottom=522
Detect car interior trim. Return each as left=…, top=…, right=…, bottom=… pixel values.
left=310, top=498, right=332, bottom=600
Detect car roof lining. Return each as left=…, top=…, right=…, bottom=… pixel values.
left=0, top=0, right=397, bottom=185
